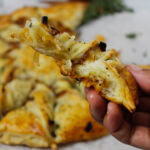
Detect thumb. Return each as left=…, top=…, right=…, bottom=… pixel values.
left=127, top=65, right=150, bottom=93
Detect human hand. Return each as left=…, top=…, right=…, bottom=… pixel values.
left=85, top=65, right=150, bottom=149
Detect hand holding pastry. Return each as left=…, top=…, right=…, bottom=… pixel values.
left=85, top=65, right=150, bottom=150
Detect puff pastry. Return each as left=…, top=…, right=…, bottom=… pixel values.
left=0, top=3, right=108, bottom=148
left=0, top=2, right=87, bottom=36
left=16, top=18, right=138, bottom=112
left=54, top=88, right=107, bottom=143
left=0, top=79, right=107, bottom=148
left=0, top=83, right=55, bottom=148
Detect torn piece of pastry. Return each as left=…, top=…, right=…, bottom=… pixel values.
left=15, top=18, right=138, bottom=112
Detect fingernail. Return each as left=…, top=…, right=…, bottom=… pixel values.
left=87, top=93, right=94, bottom=102
left=127, top=64, right=143, bottom=72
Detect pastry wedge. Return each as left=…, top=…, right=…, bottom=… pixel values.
left=0, top=2, right=87, bottom=36
left=15, top=18, right=138, bottom=112
left=0, top=83, right=56, bottom=148
left=0, top=79, right=107, bottom=148
left=54, top=88, right=107, bottom=143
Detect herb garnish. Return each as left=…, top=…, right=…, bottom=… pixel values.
left=55, top=124, right=60, bottom=130
left=72, top=83, right=77, bottom=89
left=126, top=33, right=137, bottom=39
left=29, top=23, right=32, bottom=28
left=143, top=51, right=148, bottom=57
left=75, top=78, right=81, bottom=84
left=82, top=0, right=133, bottom=24
left=0, top=67, right=5, bottom=72
left=53, top=102, right=57, bottom=108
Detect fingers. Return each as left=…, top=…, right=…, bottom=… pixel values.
left=85, top=88, right=107, bottom=123
left=132, top=112, right=150, bottom=127
left=127, top=65, right=150, bottom=94
left=85, top=88, right=131, bottom=140
left=103, top=103, right=131, bottom=143
left=85, top=89, right=131, bottom=144
left=103, top=103, right=123, bottom=132
left=130, top=126, right=150, bottom=149
left=102, top=103, right=150, bottom=149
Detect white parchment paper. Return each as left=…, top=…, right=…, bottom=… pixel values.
left=0, top=0, right=150, bottom=149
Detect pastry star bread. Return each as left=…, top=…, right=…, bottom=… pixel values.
left=0, top=80, right=107, bottom=148
left=15, top=17, right=138, bottom=112
left=0, top=3, right=108, bottom=148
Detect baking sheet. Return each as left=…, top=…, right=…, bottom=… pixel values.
left=0, top=0, right=149, bottom=149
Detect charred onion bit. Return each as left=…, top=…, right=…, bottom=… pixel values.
left=49, top=120, right=55, bottom=126
left=41, top=16, right=48, bottom=25
left=50, top=27, right=60, bottom=36
left=99, top=42, right=107, bottom=52
left=84, top=122, right=92, bottom=132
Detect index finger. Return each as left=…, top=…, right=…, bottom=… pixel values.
left=85, top=87, right=107, bottom=123
left=127, top=65, right=150, bottom=94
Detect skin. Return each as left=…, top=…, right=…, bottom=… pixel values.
left=85, top=64, right=150, bottom=150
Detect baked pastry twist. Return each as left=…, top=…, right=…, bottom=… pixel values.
left=15, top=17, right=138, bottom=112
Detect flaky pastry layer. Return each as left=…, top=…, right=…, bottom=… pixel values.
left=15, top=18, right=138, bottom=112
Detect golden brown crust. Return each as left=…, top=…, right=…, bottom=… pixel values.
left=120, top=67, right=139, bottom=105
left=98, top=63, right=137, bottom=112
left=15, top=18, right=139, bottom=112
left=0, top=109, right=46, bottom=136
left=0, top=2, right=87, bottom=31
left=39, top=2, right=88, bottom=30
left=54, top=90, right=107, bottom=143
left=0, top=107, right=51, bottom=147
left=0, top=3, right=107, bottom=148
left=0, top=84, right=56, bottom=147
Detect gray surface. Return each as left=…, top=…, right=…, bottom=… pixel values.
left=0, top=0, right=150, bottom=149
left=80, top=0, right=150, bottom=65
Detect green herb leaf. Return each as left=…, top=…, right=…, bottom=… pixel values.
left=82, top=0, right=133, bottom=25
left=0, top=67, right=5, bottom=72
left=126, top=33, right=137, bottom=39
left=71, top=83, right=77, bottom=89
left=143, top=51, right=148, bottom=57
left=53, top=102, right=57, bottom=108
left=55, top=124, right=60, bottom=130
left=75, top=78, right=81, bottom=84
